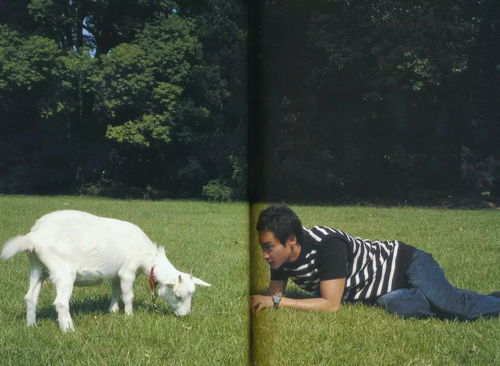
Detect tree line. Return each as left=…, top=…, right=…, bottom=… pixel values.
left=250, top=0, right=500, bottom=205
left=1, top=1, right=499, bottom=204
left=0, top=0, right=247, bottom=201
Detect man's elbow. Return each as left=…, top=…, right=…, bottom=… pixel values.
left=324, top=303, right=341, bottom=312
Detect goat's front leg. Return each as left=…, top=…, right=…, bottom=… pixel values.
left=52, top=274, right=76, bottom=332
left=109, top=278, right=121, bottom=313
left=119, top=273, right=135, bottom=316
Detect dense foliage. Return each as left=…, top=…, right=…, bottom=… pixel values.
left=0, top=0, right=247, bottom=200
left=1, top=1, right=499, bottom=203
left=249, top=0, right=500, bottom=204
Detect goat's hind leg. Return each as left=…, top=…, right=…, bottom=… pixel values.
left=52, top=272, right=76, bottom=332
left=24, top=254, right=47, bottom=326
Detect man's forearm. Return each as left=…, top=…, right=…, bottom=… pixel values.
left=279, top=296, right=341, bottom=312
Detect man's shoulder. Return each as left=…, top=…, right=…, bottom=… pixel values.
left=301, top=227, right=349, bottom=258
left=303, top=226, right=348, bottom=243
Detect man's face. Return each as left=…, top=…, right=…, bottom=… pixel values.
left=258, top=230, right=293, bottom=269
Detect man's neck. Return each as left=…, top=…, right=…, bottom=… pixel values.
left=288, top=242, right=301, bottom=263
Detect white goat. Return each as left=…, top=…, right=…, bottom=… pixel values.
left=1, top=210, right=210, bottom=332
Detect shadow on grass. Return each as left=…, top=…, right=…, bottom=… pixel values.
left=18, top=296, right=176, bottom=322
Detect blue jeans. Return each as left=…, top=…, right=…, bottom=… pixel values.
left=376, top=249, right=500, bottom=320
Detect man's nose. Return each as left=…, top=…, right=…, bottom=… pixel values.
left=262, top=251, right=270, bottom=260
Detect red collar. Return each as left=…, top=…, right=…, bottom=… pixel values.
left=149, top=266, right=157, bottom=291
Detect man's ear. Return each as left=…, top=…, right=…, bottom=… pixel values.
left=286, top=235, right=297, bottom=247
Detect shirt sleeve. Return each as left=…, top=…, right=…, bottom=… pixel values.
left=270, top=267, right=289, bottom=281
left=317, top=237, right=348, bottom=280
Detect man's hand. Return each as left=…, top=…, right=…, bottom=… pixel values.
left=250, top=295, right=274, bottom=312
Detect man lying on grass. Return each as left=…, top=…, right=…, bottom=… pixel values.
left=250, top=205, right=500, bottom=320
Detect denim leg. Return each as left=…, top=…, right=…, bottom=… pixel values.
left=406, top=249, right=500, bottom=320
left=376, top=288, right=436, bottom=318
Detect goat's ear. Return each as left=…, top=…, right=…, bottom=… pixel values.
left=192, top=277, right=211, bottom=287
left=178, top=274, right=183, bottom=283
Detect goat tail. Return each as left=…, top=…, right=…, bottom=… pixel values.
left=1, top=235, right=34, bottom=260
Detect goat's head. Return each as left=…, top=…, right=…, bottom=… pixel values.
left=157, top=273, right=211, bottom=316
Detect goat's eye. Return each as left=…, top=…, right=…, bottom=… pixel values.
left=175, top=295, right=182, bottom=300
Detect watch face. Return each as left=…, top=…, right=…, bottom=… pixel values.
left=272, top=294, right=281, bottom=307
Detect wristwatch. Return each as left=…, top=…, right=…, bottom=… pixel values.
left=272, top=294, right=281, bottom=309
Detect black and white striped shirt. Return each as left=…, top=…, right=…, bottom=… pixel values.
left=271, top=226, right=415, bottom=302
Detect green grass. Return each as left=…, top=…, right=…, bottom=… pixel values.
left=0, top=196, right=249, bottom=365
left=250, top=204, right=500, bottom=366
left=1, top=197, right=499, bottom=365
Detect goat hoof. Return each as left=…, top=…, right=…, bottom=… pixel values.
left=109, top=305, right=120, bottom=313
left=60, top=321, right=75, bottom=332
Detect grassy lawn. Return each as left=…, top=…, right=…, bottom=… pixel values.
left=0, top=196, right=249, bottom=365
left=250, top=204, right=500, bottom=366
left=1, top=197, right=499, bottom=365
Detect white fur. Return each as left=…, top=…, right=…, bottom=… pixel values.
left=1, top=210, right=210, bottom=332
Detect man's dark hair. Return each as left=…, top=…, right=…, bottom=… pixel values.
left=256, top=205, right=303, bottom=245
